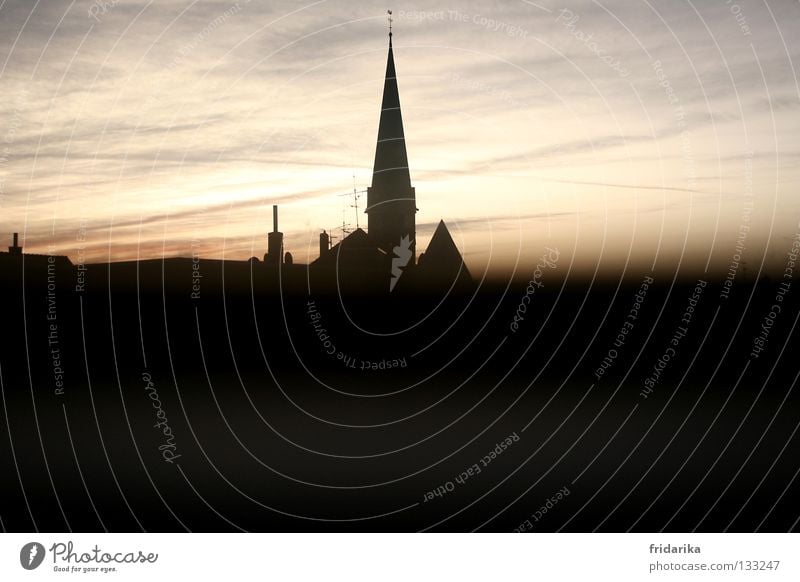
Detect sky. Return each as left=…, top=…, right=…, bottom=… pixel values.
left=1, top=0, right=799, bottom=280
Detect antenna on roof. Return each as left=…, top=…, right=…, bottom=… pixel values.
left=352, top=172, right=361, bottom=229
left=388, top=10, right=393, bottom=38
left=338, top=179, right=366, bottom=231
left=340, top=206, right=352, bottom=237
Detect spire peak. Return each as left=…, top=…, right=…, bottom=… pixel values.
left=370, top=23, right=409, bottom=193
left=366, top=17, right=417, bottom=259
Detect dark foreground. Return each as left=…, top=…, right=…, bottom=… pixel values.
left=0, top=258, right=798, bottom=532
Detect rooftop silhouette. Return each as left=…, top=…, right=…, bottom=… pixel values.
left=2, top=21, right=470, bottom=298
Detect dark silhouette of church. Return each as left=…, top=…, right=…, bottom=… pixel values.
left=366, top=22, right=418, bottom=259
left=308, top=24, right=471, bottom=293
left=1, top=23, right=471, bottom=297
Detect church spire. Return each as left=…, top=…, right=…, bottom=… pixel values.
left=366, top=12, right=417, bottom=260
left=371, top=11, right=410, bottom=191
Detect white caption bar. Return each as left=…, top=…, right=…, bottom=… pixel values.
left=1, top=533, right=796, bottom=581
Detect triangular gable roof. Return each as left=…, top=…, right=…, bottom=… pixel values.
left=420, top=220, right=471, bottom=279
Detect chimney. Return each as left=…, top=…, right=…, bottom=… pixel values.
left=8, top=232, right=22, bottom=255
left=319, top=230, right=329, bottom=258
left=266, top=205, right=284, bottom=266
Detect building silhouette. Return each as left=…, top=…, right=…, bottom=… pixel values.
left=310, top=24, right=470, bottom=293
left=0, top=232, right=73, bottom=284
left=1, top=23, right=470, bottom=296
left=366, top=25, right=417, bottom=261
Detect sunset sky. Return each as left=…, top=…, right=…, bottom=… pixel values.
left=1, top=0, right=799, bottom=279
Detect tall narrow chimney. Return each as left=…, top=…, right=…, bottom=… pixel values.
left=8, top=232, right=22, bottom=255
left=267, top=206, right=284, bottom=266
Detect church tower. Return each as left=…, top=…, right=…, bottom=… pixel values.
left=365, top=15, right=417, bottom=262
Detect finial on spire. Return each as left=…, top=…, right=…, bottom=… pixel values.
left=388, top=9, right=393, bottom=39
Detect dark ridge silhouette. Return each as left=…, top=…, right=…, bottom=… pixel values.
left=2, top=250, right=798, bottom=532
